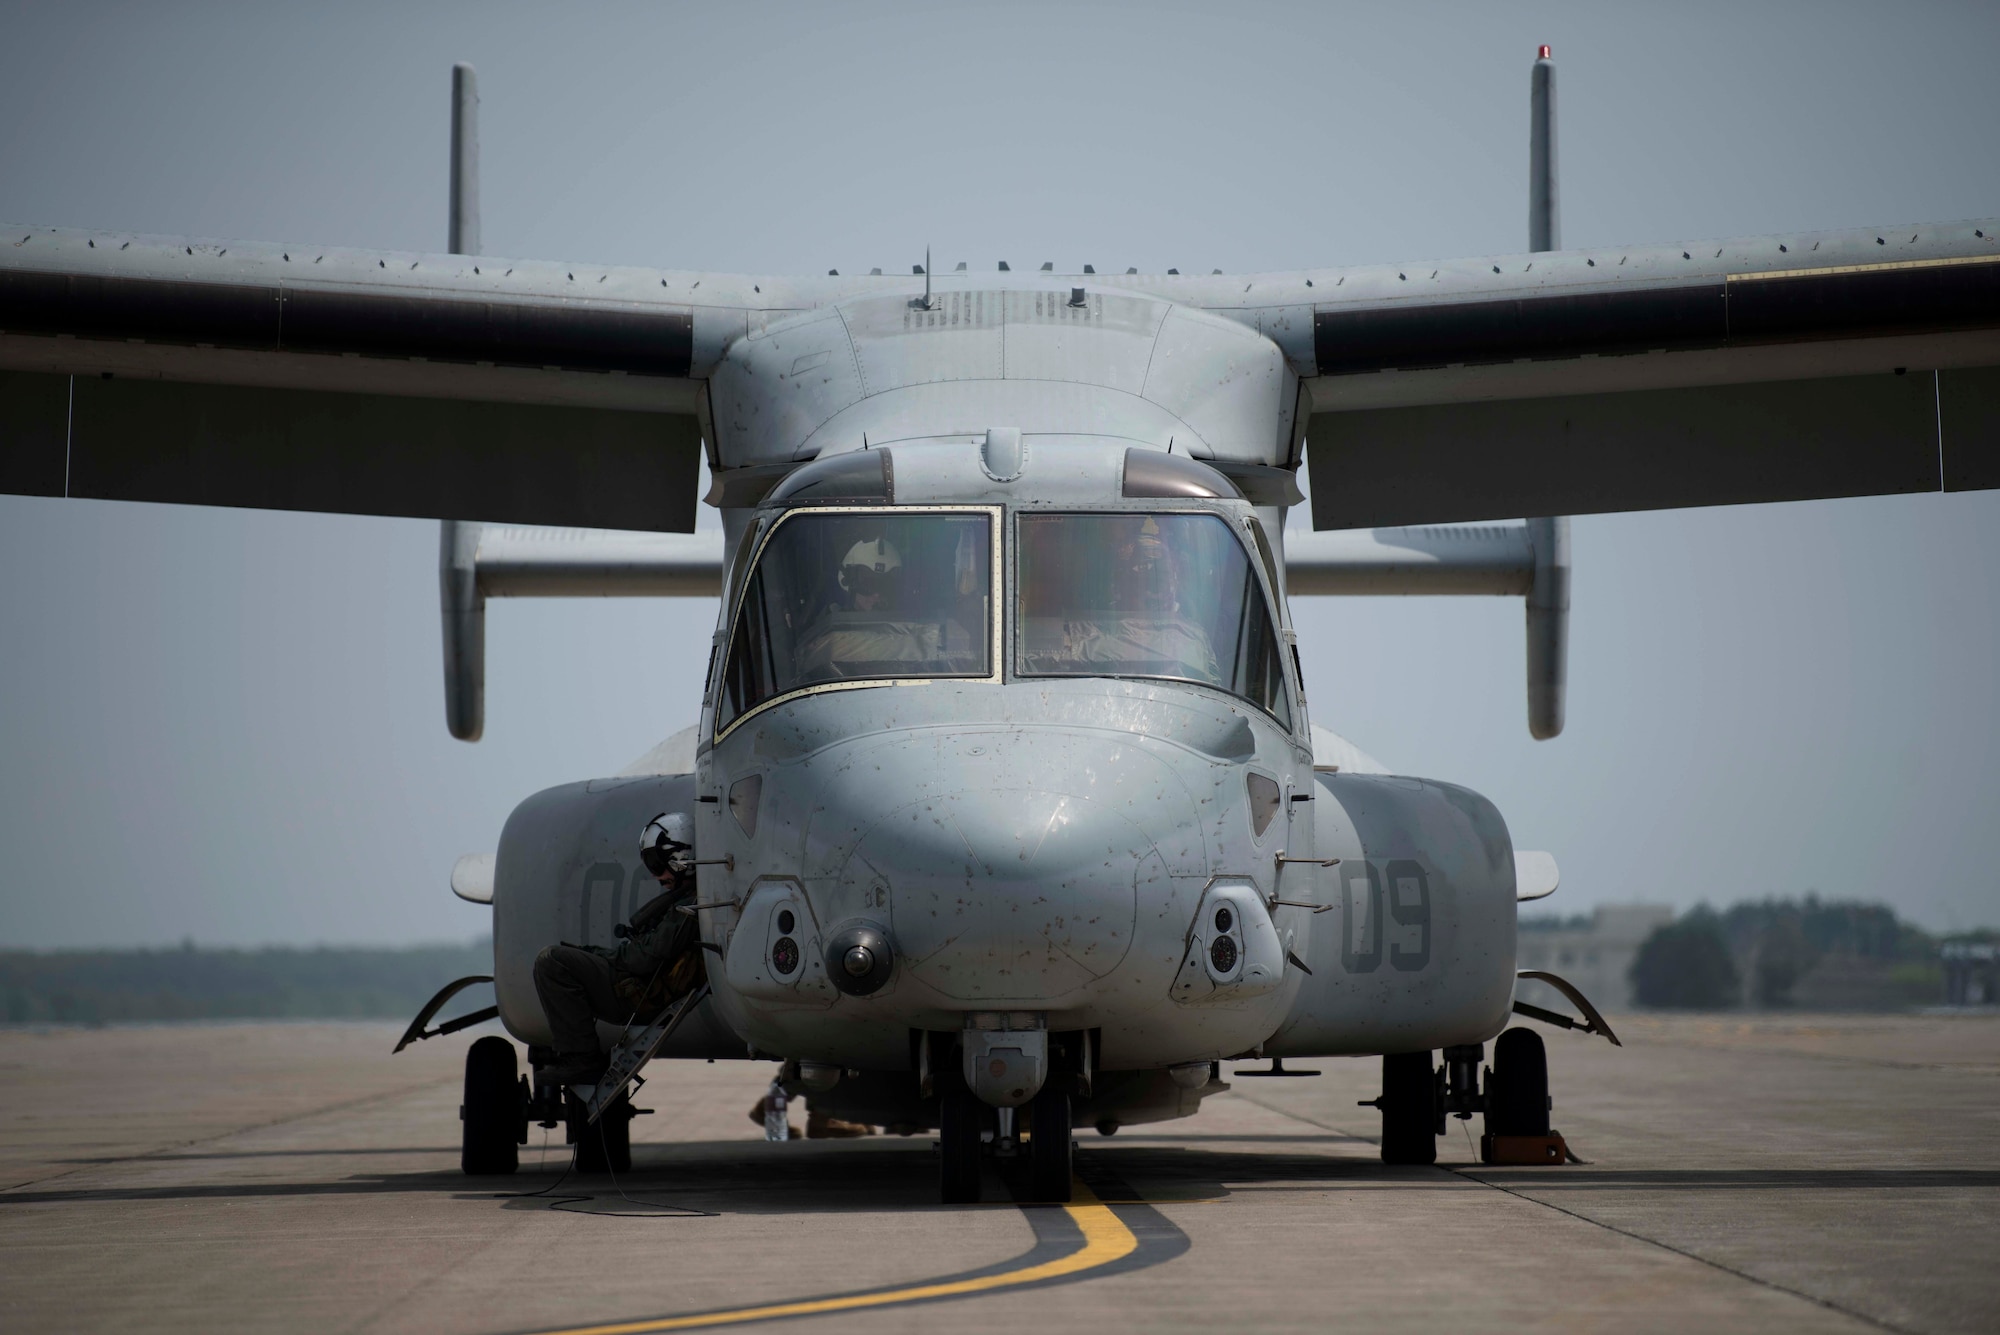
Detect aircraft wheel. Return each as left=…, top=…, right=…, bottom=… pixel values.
left=569, top=1090, right=633, bottom=1174
left=1484, top=1027, right=1551, bottom=1138
left=1024, top=1087, right=1073, bottom=1202
left=461, top=1036, right=522, bottom=1176
left=939, top=1088, right=986, bottom=1204
left=1378, top=1050, right=1437, bottom=1165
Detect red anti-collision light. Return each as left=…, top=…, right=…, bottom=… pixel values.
left=1538, top=44, right=1551, bottom=59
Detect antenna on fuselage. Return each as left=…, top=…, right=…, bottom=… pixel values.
left=1525, top=44, right=1570, bottom=741
left=441, top=62, right=484, bottom=742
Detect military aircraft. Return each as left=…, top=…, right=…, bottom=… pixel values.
left=2, top=49, right=1994, bottom=1204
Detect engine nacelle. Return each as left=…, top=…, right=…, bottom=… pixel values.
left=490, top=772, right=742, bottom=1056
left=1266, top=772, right=1518, bottom=1056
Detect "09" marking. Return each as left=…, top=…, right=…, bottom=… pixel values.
left=1340, top=859, right=1432, bottom=974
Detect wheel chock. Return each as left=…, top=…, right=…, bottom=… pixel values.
left=1479, top=1131, right=1569, bottom=1165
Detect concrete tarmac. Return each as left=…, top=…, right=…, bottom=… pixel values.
left=2, top=1012, right=1996, bottom=1334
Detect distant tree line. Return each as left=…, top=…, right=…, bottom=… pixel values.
left=0, top=939, right=493, bottom=1024
left=1630, top=897, right=1959, bottom=1009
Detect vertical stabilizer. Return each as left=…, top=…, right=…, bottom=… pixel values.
left=1526, top=45, right=1568, bottom=740
left=442, top=63, right=483, bottom=741
left=1529, top=46, right=1558, bottom=253
left=448, top=64, right=480, bottom=256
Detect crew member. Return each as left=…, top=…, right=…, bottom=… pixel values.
left=532, top=811, right=705, bottom=1086
left=838, top=536, right=902, bottom=612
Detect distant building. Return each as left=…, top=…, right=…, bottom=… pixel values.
left=1941, top=943, right=1998, bottom=1006
left=1517, top=904, right=1674, bottom=1013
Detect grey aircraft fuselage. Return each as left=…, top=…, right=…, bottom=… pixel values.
left=485, top=281, right=1522, bottom=1126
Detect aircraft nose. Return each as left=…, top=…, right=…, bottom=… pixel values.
left=825, top=733, right=1204, bottom=1002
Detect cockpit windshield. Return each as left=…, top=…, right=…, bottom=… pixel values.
left=717, top=509, right=994, bottom=732
left=1017, top=512, right=1291, bottom=727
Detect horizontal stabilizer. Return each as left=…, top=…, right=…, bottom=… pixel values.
left=440, top=523, right=726, bottom=740
left=1285, top=525, right=1532, bottom=595
left=1287, top=520, right=1568, bottom=739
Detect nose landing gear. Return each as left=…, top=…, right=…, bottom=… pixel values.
left=937, top=1086, right=1076, bottom=1204
left=1024, top=1086, right=1073, bottom=1203
left=934, top=1024, right=1082, bottom=1204
left=939, top=1087, right=992, bottom=1203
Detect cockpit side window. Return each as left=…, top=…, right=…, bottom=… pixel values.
left=716, top=508, right=994, bottom=734
left=1016, top=512, right=1293, bottom=728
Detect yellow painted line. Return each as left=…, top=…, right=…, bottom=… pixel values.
left=532, top=1179, right=1139, bottom=1335
left=1728, top=251, right=2000, bottom=283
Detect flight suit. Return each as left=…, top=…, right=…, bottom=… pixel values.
left=534, top=877, right=703, bottom=1059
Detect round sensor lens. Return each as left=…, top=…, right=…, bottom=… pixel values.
left=771, top=936, right=799, bottom=975
left=1209, top=936, right=1238, bottom=974
left=777, top=909, right=795, bottom=934
left=1214, top=905, right=1233, bottom=933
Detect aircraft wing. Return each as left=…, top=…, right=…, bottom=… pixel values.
left=0, top=227, right=796, bottom=530
left=1104, top=220, right=2000, bottom=528
left=5, top=219, right=1997, bottom=532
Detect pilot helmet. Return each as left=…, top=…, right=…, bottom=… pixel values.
left=639, top=811, right=695, bottom=879
left=1114, top=516, right=1174, bottom=607
left=837, top=537, right=903, bottom=597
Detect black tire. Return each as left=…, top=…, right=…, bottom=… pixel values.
left=461, top=1036, right=522, bottom=1176
left=1379, top=1050, right=1438, bottom=1165
left=1484, top=1027, right=1551, bottom=1138
left=569, top=1089, right=632, bottom=1174
left=1024, top=1088, right=1073, bottom=1203
left=939, top=1088, right=987, bottom=1204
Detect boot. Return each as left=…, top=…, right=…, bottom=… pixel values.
left=806, top=1109, right=876, bottom=1139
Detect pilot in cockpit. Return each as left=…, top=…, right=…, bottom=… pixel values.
left=1109, top=516, right=1176, bottom=614
left=837, top=536, right=902, bottom=613
left=1031, top=515, right=1220, bottom=682
left=792, top=533, right=975, bottom=678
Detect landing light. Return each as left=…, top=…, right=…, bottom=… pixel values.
left=825, top=922, right=894, bottom=996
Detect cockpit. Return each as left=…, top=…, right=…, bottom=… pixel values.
left=716, top=507, right=999, bottom=734
left=1016, top=511, right=1288, bottom=726
left=713, top=484, right=1293, bottom=738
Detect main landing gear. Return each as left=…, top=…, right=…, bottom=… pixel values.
left=1368, top=1026, right=1558, bottom=1165
left=938, top=1084, right=1074, bottom=1205
left=461, top=1036, right=526, bottom=1175
left=459, top=1038, right=639, bottom=1176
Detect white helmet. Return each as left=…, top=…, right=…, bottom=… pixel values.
left=640, top=811, right=694, bottom=878
left=837, top=537, right=902, bottom=593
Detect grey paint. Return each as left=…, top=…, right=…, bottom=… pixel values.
left=1529, top=52, right=1558, bottom=254
left=1284, top=527, right=1533, bottom=596
left=1525, top=515, right=1570, bottom=741
left=447, top=65, right=478, bottom=258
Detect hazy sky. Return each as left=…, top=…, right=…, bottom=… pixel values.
left=1, top=1, right=1996, bottom=947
